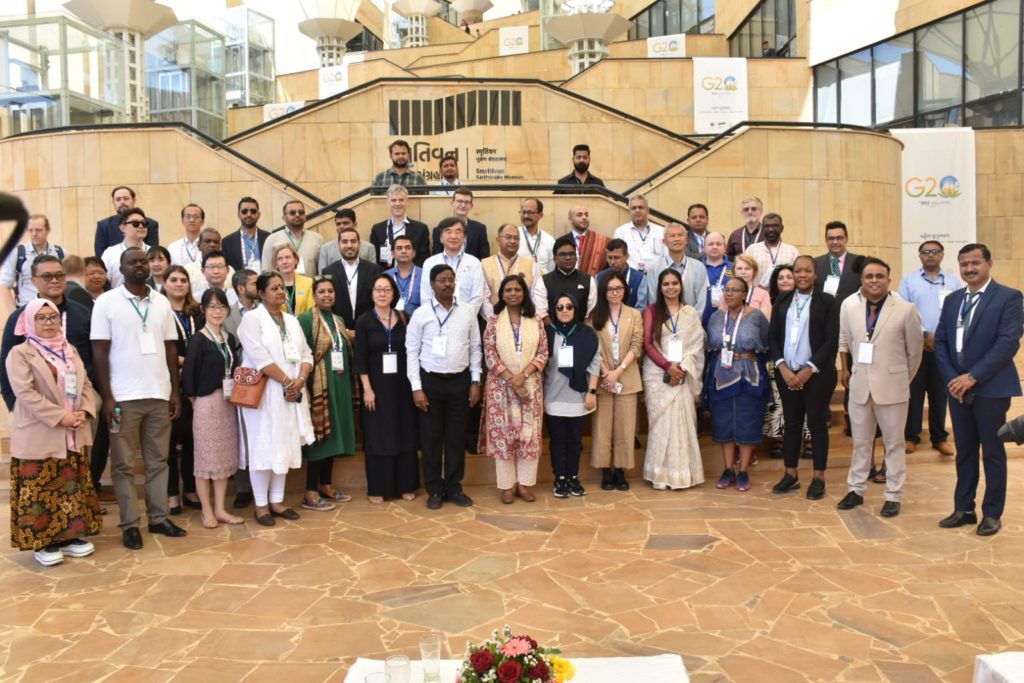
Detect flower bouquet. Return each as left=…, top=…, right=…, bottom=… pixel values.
left=456, top=626, right=575, bottom=683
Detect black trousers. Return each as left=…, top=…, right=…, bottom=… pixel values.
left=776, top=369, right=835, bottom=471
left=90, top=418, right=109, bottom=490
left=418, top=370, right=470, bottom=496
left=905, top=350, right=949, bottom=445
left=365, top=451, right=420, bottom=499
left=167, top=397, right=195, bottom=497
left=950, top=395, right=1010, bottom=518
left=546, top=413, right=585, bottom=478
left=305, top=458, right=334, bottom=490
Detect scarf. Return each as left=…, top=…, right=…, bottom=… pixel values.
left=496, top=308, right=539, bottom=374
left=545, top=292, right=599, bottom=393
left=16, top=299, right=77, bottom=450
left=309, top=307, right=344, bottom=443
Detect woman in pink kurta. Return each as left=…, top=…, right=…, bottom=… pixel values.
left=479, top=274, right=548, bottom=504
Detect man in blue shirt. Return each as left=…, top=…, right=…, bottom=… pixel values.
left=700, top=232, right=731, bottom=328
left=898, top=240, right=962, bottom=456
left=596, top=239, right=645, bottom=309
left=384, top=235, right=423, bottom=317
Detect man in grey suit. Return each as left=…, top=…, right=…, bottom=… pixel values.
left=639, top=223, right=708, bottom=317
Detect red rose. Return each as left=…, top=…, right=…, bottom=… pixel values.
left=528, top=661, right=550, bottom=680
left=521, top=635, right=539, bottom=651
left=497, top=660, right=522, bottom=683
left=470, top=650, right=495, bottom=674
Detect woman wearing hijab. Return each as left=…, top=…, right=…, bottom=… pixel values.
left=543, top=292, right=601, bottom=498
left=6, top=299, right=101, bottom=566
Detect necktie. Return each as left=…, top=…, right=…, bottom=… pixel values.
left=830, top=256, right=840, bottom=276
left=866, top=301, right=880, bottom=339
left=962, top=292, right=979, bottom=330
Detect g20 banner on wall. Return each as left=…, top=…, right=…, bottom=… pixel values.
left=647, top=33, right=686, bottom=58
left=262, top=101, right=306, bottom=123
left=692, top=58, right=748, bottom=134
left=891, top=128, right=976, bottom=278
left=318, top=52, right=366, bottom=100
left=499, top=27, right=529, bottom=56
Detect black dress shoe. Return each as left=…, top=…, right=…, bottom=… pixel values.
left=168, top=505, right=182, bottom=516
left=122, top=527, right=143, bottom=550
left=837, top=491, right=864, bottom=510
left=182, top=496, right=202, bottom=510
left=448, top=491, right=474, bottom=507
left=148, top=519, right=187, bottom=537
left=614, top=468, right=630, bottom=491
left=771, top=473, right=800, bottom=494
left=233, top=492, right=253, bottom=509
left=270, top=507, right=300, bottom=520
left=880, top=501, right=901, bottom=517
left=939, top=510, right=978, bottom=528
left=601, top=468, right=614, bottom=491
left=254, top=511, right=275, bottom=526
left=806, top=477, right=826, bottom=501
left=426, top=493, right=443, bottom=510
left=977, top=516, right=1001, bottom=536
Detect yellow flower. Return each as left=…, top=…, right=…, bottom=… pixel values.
left=549, top=656, right=575, bottom=682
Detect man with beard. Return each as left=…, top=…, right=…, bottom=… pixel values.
left=726, top=196, right=764, bottom=260
left=101, top=208, right=151, bottom=289
left=432, top=153, right=462, bottom=196
left=564, top=205, right=608, bottom=277
left=222, top=196, right=270, bottom=272
left=518, top=198, right=555, bottom=276
left=744, top=212, right=800, bottom=288
left=323, top=225, right=382, bottom=335
left=557, top=144, right=605, bottom=188
left=373, top=139, right=427, bottom=188
left=261, top=200, right=324, bottom=276
left=95, top=186, right=159, bottom=256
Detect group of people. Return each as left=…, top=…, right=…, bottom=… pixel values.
left=3, top=156, right=1021, bottom=566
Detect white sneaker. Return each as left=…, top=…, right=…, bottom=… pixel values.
left=34, top=546, right=63, bottom=566
left=62, top=539, right=95, bottom=558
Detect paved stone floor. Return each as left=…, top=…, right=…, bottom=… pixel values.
left=1, top=446, right=1023, bottom=682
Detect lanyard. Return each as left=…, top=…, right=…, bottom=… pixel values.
left=203, top=327, right=233, bottom=376
left=794, top=292, right=811, bottom=319
left=433, top=302, right=455, bottom=330
left=959, top=292, right=980, bottom=323
left=743, top=227, right=761, bottom=251
left=745, top=286, right=755, bottom=305
left=285, top=229, right=305, bottom=252
left=393, top=269, right=413, bottom=299
left=173, top=310, right=195, bottom=340
left=632, top=225, right=650, bottom=245
left=128, top=294, right=150, bottom=330
left=319, top=310, right=342, bottom=351
left=28, top=337, right=69, bottom=369
left=766, top=242, right=782, bottom=267
left=712, top=263, right=728, bottom=287
left=387, top=219, right=406, bottom=246
left=267, top=305, right=289, bottom=340
left=521, top=227, right=541, bottom=259
left=666, top=306, right=681, bottom=335
left=286, top=284, right=296, bottom=312
left=922, top=271, right=946, bottom=287
left=443, top=252, right=462, bottom=274
left=375, top=309, right=393, bottom=351
left=241, top=231, right=259, bottom=263
left=498, top=254, right=518, bottom=278
left=553, top=324, right=577, bottom=346
left=865, top=297, right=885, bottom=339
left=609, top=305, right=622, bottom=336
left=724, top=309, right=745, bottom=350
left=184, top=239, right=199, bottom=264
left=510, top=314, right=522, bottom=351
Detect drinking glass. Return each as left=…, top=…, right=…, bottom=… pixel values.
left=419, top=634, right=442, bottom=683
left=385, top=654, right=411, bottom=683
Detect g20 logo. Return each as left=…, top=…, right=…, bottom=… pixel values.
left=701, top=75, right=738, bottom=91
left=502, top=36, right=524, bottom=47
left=904, top=175, right=961, bottom=199
left=652, top=39, right=680, bottom=54
left=321, top=70, right=345, bottom=85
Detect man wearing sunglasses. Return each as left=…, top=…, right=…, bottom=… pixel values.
left=101, top=208, right=150, bottom=288
left=95, top=185, right=159, bottom=257
left=261, top=200, right=323, bottom=276
left=222, top=196, right=270, bottom=272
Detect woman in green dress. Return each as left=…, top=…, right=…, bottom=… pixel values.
left=298, top=276, right=356, bottom=511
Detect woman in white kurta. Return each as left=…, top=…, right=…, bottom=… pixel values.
left=237, top=272, right=315, bottom=526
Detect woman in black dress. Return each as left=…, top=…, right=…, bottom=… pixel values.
left=353, top=274, right=420, bottom=503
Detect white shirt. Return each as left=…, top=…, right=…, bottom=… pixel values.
left=745, top=241, right=801, bottom=287
left=184, top=261, right=236, bottom=298
left=406, top=300, right=483, bottom=391
left=0, top=242, right=63, bottom=306
left=419, top=250, right=485, bottom=317
left=101, top=243, right=134, bottom=289
left=431, top=178, right=461, bottom=196
left=480, top=256, right=549, bottom=320
left=518, top=226, right=556, bottom=276
left=342, top=259, right=359, bottom=312
left=613, top=221, right=665, bottom=272
left=168, top=235, right=201, bottom=266
left=90, top=286, right=177, bottom=402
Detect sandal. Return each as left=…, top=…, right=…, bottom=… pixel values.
left=872, top=466, right=887, bottom=484
left=201, top=514, right=219, bottom=529
left=368, top=496, right=385, bottom=505
left=319, top=487, right=352, bottom=503
left=301, top=497, right=336, bottom=512
left=270, top=506, right=301, bottom=520
left=216, top=514, right=245, bottom=525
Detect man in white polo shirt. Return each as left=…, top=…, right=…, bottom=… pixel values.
left=91, top=247, right=186, bottom=550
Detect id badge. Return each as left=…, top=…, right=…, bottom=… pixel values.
left=431, top=336, right=448, bottom=358
left=939, top=290, right=951, bottom=308
left=667, top=338, right=683, bottom=363
left=823, top=276, right=840, bottom=296
left=283, top=340, right=301, bottom=363
left=397, top=297, right=406, bottom=312
left=611, top=338, right=621, bottom=363
left=246, top=257, right=261, bottom=272
left=138, top=331, right=157, bottom=355
left=382, top=352, right=398, bottom=374
left=222, top=377, right=234, bottom=399
left=331, top=350, right=345, bottom=373
left=558, top=345, right=574, bottom=368
left=720, top=348, right=734, bottom=368
left=380, top=245, right=392, bottom=264
left=955, top=325, right=965, bottom=352
left=789, top=323, right=801, bottom=347
left=64, top=373, right=78, bottom=399
left=710, top=285, right=723, bottom=306
left=857, top=341, right=874, bottom=365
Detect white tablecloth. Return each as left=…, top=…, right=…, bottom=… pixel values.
left=974, top=652, right=1024, bottom=683
left=344, top=654, right=689, bottom=682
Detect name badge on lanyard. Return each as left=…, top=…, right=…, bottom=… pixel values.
left=857, top=341, right=874, bottom=365
left=823, top=275, right=840, bottom=296
left=64, top=373, right=78, bottom=399
left=720, top=348, right=734, bottom=368
left=397, top=297, right=406, bottom=312
left=667, top=337, right=683, bottom=363
left=558, top=344, right=574, bottom=368
left=710, top=285, right=723, bottom=307
left=611, top=337, right=620, bottom=364
left=138, top=332, right=157, bottom=355
left=431, top=336, right=448, bottom=358
left=283, top=339, right=301, bottom=363
left=331, top=350, right=345, bottom=373
left=222, top=377, right=234, bottom=399
left=382, top=352, right=398, bottom=374
left=380, top=244, right=393, bottom=264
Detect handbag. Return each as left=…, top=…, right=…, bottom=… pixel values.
left=229, top=367, right=267, bottom=409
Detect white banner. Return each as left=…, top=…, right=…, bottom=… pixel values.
left=692, top=58, right=748, bottom=134
left=318, top=52, right=366, bottom=100
left=499, top=26, right=529, bottom=56
left=647, top=33, right=686, bottom=58
left=892, top=128, right=977, bottom=277
left=262, top=101, right=306, bottom=122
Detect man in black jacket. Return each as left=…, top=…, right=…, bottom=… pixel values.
left=431, top=187, right=490, bottom=259
left=370, top=184, right=430, bottom=268
left=221, top=196, right=270, bottom=272
left=323, top=225, right=382, bottom=335
left=95, top=186, right=159, bottom=256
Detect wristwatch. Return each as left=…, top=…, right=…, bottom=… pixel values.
left=471, top=380, right=481, bottom=385
left=588, top=388, right=597, bottom=395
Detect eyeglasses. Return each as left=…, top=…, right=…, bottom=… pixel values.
left=205, top=304, right=228, bottom=312
left=741, top=206, right=760, bottom=213
left=555, top=303, right=575, bottom=312
left=239, top=208, right=258, bottom=215
left=35, top=272, right=66, bottom=282
left=286, top=209, right=306, bottom=216
left=919, top=249, right=943, bottom=255
left=519, top=210, right=537, bottom=215
left=453, top=199, right=472, bottom=205
left=372, top=287, right=393, bottom=294
left=826, top=236, right=847, bottom=242
left=204, top=263, right=227, bottom=270
left=34, top=314, right=60, bottom=324
left=606, top=286, right=625, bottom=293
left=555, top=251, right=576, bottom=258
left=122, top=219, right=146, bottom=228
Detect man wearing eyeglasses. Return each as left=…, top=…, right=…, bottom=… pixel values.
left=726, top=196, right=765, bottom=260
left=0, top=214, right=65, bottom=316
left=898, top=240, right=963, bottom=457
left=168, top=204, right=205, bottom=267
left=101, top=208, right=150, bottom=289
left=222, top=197, right=270, bottom=272
left=261, top=200, right=324, bottom=276
left=431, top=188, right=490, bottom=259
left=184, top=229, right=235, bottom=299
left=517, top=198, right=555, bottom=276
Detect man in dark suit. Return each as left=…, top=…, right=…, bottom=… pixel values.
left=596, top=238, right=645, bottom=309
left=431, top=187, right=490, bottom=259
left=935, top=243, right=1023, bottom=537
left=323, top=225, right=382, bottom=334
left=221, top=196, right=270, bottom=272
left=95, top=185, right=159, bottom=256
left=370, top=184, right=430, bottom=269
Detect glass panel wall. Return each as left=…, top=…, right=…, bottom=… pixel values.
left=627, top=0, right=714, bottom=40
left=839, top=50, right=872, bottom=126
left=815, top=61, right=838, bottom=123
left=727, top=0, right=797, bottom=57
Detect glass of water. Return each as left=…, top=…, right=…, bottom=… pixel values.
left=419, top=634, right=442, bottom=683
left=385, top=654, right=411, bottom=683
left=364, top=674, right=391, bottom=683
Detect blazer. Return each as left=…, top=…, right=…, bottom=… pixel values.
left=285, top=274, right=316, bottom=317
left=95, top=215, right=159, bottom=257
left=768, top=289, right=840, bottom=376
left=432, top=219, right=491, bottom=259
left=589, top=305, right=644, bottom=395
left=6, top=342, right=96, bottom=460
left=813, top=251, right=864, bottom=304
left=370, top=218, right=430, bottom=268
left=838, top=293, right=923, bottom=406
left=322, top=258, right=383, bottom=328
left=221, top=228, right=270, bottom=272
left=934, top=280, right=1023, bottom=398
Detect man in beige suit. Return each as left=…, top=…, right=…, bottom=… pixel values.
left=836, top=258, right=923, bottom=518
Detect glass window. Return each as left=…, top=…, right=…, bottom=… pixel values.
left=917, top=106, right=961, bottom=127
left=650, top=4, right=664, bottom=37
left=917, top=15, right=964, bottom=114
left=966, top=91, right=1021, bottom=127
left=635, top=10, right=649, bottom=39
left=665, top=0, right=681, bottom=34
left=816, top=62, right=838, bottom=123
left=965, top=0, right=1020, bottom=102
left=873, top=35, right=914, bottom=125
left=840, top=50, right=873, bottom=125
